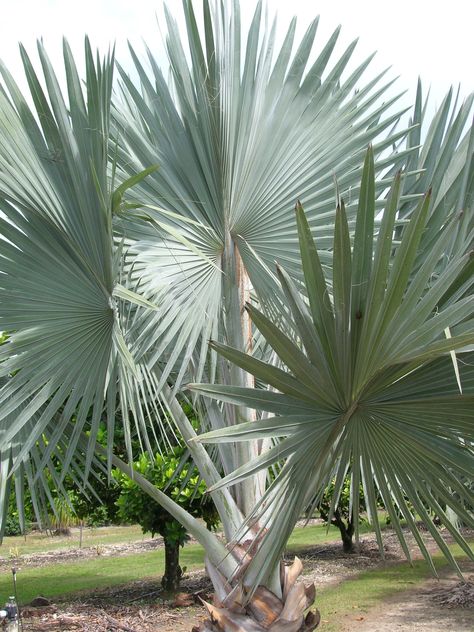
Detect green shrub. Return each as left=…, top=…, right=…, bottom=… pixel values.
left=114, top=447, right=218, bottom=591
left=4, top=514, right=22, bottom=537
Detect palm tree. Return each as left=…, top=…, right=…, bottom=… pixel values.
left=0, top=2, right=472, bottom=630
left=191, top=149, right=474, bottom=628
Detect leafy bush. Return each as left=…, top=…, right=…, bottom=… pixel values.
left=4, top=514, right=22, bottom=537
left=114, top=447, right=218, bottom=591
left=84, top=505, right=111, bottom=528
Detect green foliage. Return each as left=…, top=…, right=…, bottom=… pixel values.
left=113, top=446, right=218, bottom=590
left=64, top=453, right=121, bottom=527
left=4, top=479, right=33, bottom=536
left=4, top=514, right=22, bottom=537
left=114, top=448, right=218, bottom=542
left=317, top=477, right=366, bottom=551
left=4, top=438, right=120, bottom=533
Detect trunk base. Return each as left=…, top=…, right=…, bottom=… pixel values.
left=193, top=609, right=320, bottom=631
left=161, top=539, right=183, bottom=593
left=193, top=557, right=320, bottom=632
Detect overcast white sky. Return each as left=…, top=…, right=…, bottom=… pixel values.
left=0, top=0, right=472, bottom=112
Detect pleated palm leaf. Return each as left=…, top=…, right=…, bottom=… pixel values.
left=0, top=38, right=238, bottom=573
left=0, top=39, right=150, bottom=468
left=191, top=146, right=474, bottom=629
left=113, top=0, right=408, bottom=390
left=390, top=80, right=474, bottom=267
left=0, top=40, right=121, bottom=478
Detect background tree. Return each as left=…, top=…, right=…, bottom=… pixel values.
left=316, top=476, right=366, bottom=553
left=114, top=447, right=218, bottom=592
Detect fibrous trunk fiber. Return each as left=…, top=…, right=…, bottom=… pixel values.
left=192, top=556, right=320, bottom=632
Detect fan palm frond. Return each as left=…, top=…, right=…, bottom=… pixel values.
left=193, top=146, right=474, bottom=591
left=113, top=0, right=409, bottom=387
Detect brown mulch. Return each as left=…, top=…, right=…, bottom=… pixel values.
left=429, top=579, right=474, bottom=608
left=18, top=571, right=209, bottom=632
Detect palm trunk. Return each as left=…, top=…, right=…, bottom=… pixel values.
left=222, top=233, right=260, bottom=517
left=194, top=557, right=320, bottom=631
left=191, top=238, right=320, bottom=631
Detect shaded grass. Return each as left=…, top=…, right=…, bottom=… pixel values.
left=1, top=525, right=145, bottom=556
left=0, top=546, right=206, bottom=604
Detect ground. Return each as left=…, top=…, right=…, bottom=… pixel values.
left=2, top=526, right=473, bottom=631
left=347, top=576, right=474, bottom=632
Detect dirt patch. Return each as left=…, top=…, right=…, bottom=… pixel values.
left=335, top=566, right=474, bottom=632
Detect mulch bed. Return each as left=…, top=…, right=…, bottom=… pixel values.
left=429, top=580, right=474, bottom=608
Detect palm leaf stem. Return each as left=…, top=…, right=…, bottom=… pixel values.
left=98, top=444, right=237, bottom=579
left=160, top=381, right=244, bottom=539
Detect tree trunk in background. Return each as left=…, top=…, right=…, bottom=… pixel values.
left=162, top=538, right=183, bottom=593
left=332, top=510, right=355, bottom=553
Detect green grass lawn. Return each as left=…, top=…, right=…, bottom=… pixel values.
left=0, top=545, right=206, bottom=604
left=1, top=518, right=384, bottom=559
left=0, top=522, right=347, bottom=603
left=0, top=524, right=145, bottom=556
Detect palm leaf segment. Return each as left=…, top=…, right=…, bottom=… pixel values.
left=114, top=0, right=407, bottom=386
left=193, top=147, right=474, bottom=590
left=400, top=82, right=474, bottom=259
left=0, top=40, right=162, bottom=491
left=382, top=81, right=474, bottom=280
left=0, top=406, right=108, bottom=538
